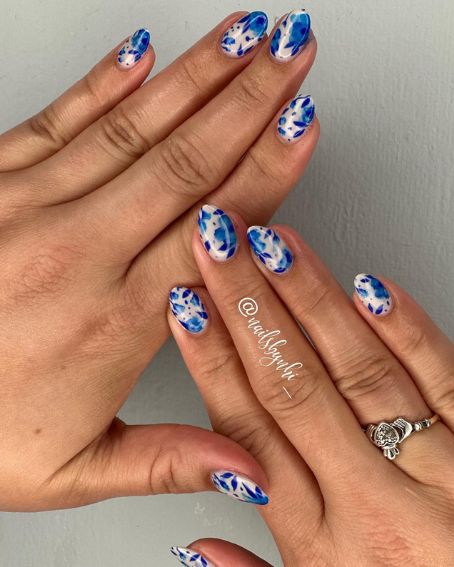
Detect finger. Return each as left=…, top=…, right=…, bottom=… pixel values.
left=70, top=21, right=317, bottom=262
left=246, top=226, right=454, bottom=483
left=125, top=92, right=319, bottom=308
left=171, top=539, right=272, bottom=567
left=168, top=287, right=323, bottom=541
left=0, top=30, right=154, bottom=172
left=41, top=420, right=269, bottom=510
left=173, top=213, right=391, bottom=496
left=25, top=12, right=268, bottom=202
left=352, top=276, right=454, bottom=433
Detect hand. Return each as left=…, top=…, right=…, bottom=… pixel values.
left=169, top=207, right=454, bottom=566
left=0, top=10, right=319, bottom=511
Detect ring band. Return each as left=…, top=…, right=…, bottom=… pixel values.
left=365, top=415, right=440, bottom=460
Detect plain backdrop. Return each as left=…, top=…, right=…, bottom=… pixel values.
left=1, top=1, right=453, bottom=565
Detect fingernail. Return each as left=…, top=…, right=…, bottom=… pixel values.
left=198, top=205, right=238, bottom=262
left=247, top=226, right=294, bottom=274
left=171, top=547, right=216, bottom=567
left=278, top=95, right=315, bottom=143
left=270, top=9, right=311, bottom=62
left=354, top=274, right=393, bottom=317
left=221, top=11, right=268, bottom=58
left=169, top=287, right=208, bottom=334
left=212, top=471, right=269, bottom=505
left=117, top=28, right=150, bottom=69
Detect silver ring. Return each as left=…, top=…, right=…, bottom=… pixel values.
left=365, top=415, right=440, bottom=460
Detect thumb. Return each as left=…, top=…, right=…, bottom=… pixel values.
left=171, top=539, right=274, bottom=567
left=49, top=419, right=269, bottom=509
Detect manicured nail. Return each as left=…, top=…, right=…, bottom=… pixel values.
left=198, top=205, right=238, bottom=262
left=211, top=471, right=269, bottom=505
left=354, top=274, right=393, bottom=317
left=278, top=95, right=315, bottom=143
left=247, top=226, right=294, bottom=274
left=117, top=28, right=150, bottom=69
left=221, top=11, right=268, bottom=58
left=171, top=547, right=216, bottom=567
left=169, top=287, right=208, bottom=334
left=270, top=9, right=311, bottom=62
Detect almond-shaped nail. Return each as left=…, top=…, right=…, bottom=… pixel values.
left=169, top=287, right=208, bottom=334
left=247, top=226, right=294, bottom=274
left=211, top=471, right=269, bottom=505
left=117, top=28, right=150, bottom=69
left=171, top=547, right=216, bottom=567
left=270, top=9, right=311, bottom=62
left=198, top=205, right=238, bottom=262
left=278, top=95, right=315, bottom=143
left=221, top=12, right=268, bottom=58
left=354, top=274, right=393, bottom=317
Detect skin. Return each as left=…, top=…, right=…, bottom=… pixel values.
left=168, top=215, right=454, bottom=567
left=0, top=13, right=320, bottom=511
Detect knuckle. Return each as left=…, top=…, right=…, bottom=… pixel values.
left=97, top=105, right=150, bottom=161
left=157, top=132, right=216, bottom=197
left=11, top=244, right=81, bottom=302
left=29, top=105, right=68, bottom=150
left=234, top=73, right=269, bottom=109
left=263, top=365, right=327, bottom=419
left=293, top=283, right=335, bottom=322
left=195, top=349, right=238, bottom=382
left=81, top=69, right=106, bottom=109
left=247, top=147, right=285, bottom=190
left=429, top=379, right=454, bottom=413
left=335, top=353, right=399, bottom=404
left=177, top=56, right=205, bottom=95
left=216, top=412, right=276, bottom=461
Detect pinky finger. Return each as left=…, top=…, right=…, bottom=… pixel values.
left=0, top=29, right=154, bottom=171
left=353, top=274, right=454, bottom=432
left=171, top=539, right=272, bottom=567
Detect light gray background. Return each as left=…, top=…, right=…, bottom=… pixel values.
left=1, top=1, right=453, bottom=565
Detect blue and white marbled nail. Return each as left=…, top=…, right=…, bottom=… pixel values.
left=117, top=28, right=150, bottom=70
left=169, top=287, right=208, bottom=334
left=198, top=205, right=238, bottom=262
left=221, top=11, right=268, bottom=58
left=211, top=471, right=269, bottom=505
left=247, top=226, right=294, bottom=274
left=278, top=95, right=315, bottom=143
left=354, top=274, right=393, bottom=317
left=270, top=9, right=311, bottom=62
left=171, top=547, right=215, bottom=567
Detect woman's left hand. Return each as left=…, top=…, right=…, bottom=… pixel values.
left=168, top=205, right=454, bottom=566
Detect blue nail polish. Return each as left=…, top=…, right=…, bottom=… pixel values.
left=169, top=287, right=208, bottom=334
left=221, top=12, right=268, bottom=58
left=278, top=95, right=315, bottom=143
left=211, top=471, right=269, bottom=505
left=198, top=205, right=238, bottom=262
left=247, top=227, right=294, bottom=274
left=171, top=547, right=215, bottom=567
left=354, top=274, right=393, bottom=317
left=117, top=28, right=150, bottom=69
left=270, top=10, right=311, bottom=62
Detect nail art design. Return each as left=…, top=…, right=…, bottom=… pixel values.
left=198, top=205, right=238, bottom=262
left=270, top=9, right=311, bottom=62
left=354, top=274, right=393, bottom=317
left=278, top=95, right=315, bottom=143
left=221, top=11, right=268, bottom=58
left=171, top=547, right=215, bottom=567
left=211, top=471, right=269, bottom=505
left=117, top=28, right=150, bottom=69
left=247, top=226, right=294, bottom=274
left=169, top=287, right=208, bottom=334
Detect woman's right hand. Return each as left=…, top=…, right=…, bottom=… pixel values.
left=0, top=10, right=318, bottom=511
